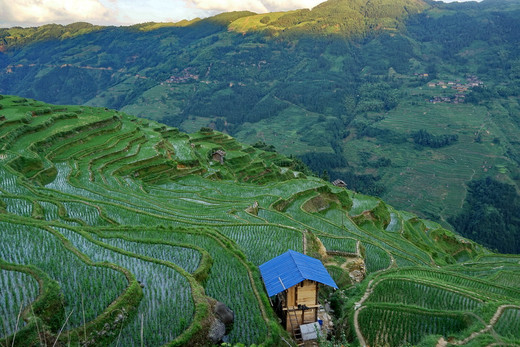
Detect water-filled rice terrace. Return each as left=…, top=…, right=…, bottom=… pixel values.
left=1, top=95, right=519, bottom=346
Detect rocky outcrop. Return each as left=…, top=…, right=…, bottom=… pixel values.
left=208, top=301, right=234, bottom=344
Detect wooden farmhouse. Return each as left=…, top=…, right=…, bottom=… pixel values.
left=332, top=179, right=347, bottom=188
left=259, top=250, right=337, bottom=342
left=211, top=150, right=226, bottom=164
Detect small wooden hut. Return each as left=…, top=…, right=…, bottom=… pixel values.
left=211, top=150, right=226, bottom=164
left=332, top=179, right=347, bottom=188
left=259, top=250, right=337, bottom=340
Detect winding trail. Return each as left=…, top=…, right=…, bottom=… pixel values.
left=436, top=304, right=520, bottom=346
left=355, top=278, right=519, bottom=347
left=354, top=307, right=368, bottom=347
left=353, top=280, right=374, bottom=347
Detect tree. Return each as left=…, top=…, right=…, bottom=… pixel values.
left=321, top=170, right=330, bottom=182
left=260, top=16, right=271, bottom=24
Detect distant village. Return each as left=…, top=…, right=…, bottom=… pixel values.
left=163, top=68, right=200, bottom=84
left=162, top=64, right=260, bottom=87
left=414, top=74, right=484, bottom=104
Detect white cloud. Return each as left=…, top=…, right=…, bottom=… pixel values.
left=186, top=0, right=325, bottom=13
left=0, top=0, right=113, bottom=27
left=0, top=0, right=484, bottom=28
left=184, top=0, right=481, bottom=15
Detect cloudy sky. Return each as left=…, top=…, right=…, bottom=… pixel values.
left=0, top=0, right=480, bottom=28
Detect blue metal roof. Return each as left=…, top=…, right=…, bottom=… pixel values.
left=259, top=250, right=338, bottom=297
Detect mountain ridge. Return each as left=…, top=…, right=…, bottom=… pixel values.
left=0, top=0, right=429, bottom=51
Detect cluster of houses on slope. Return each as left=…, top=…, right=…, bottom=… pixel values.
left=428, top=94, right=466, bottom=104
left=163, top=68, right=200, bottom=84
left=161, top=65, right=253, bottom=87
left=427, top=75, right=484, bottom=104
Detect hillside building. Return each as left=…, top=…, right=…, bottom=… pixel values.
left=211, top=150, right=226, bottom=164
left=332, top=179, right=347, bottom=188
left=259, top=250, right=337, bottom=343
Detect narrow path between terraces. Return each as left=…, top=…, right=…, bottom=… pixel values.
left=353, top=280, right=374, bottom=347
left=437, top=304, right=520, bottom=346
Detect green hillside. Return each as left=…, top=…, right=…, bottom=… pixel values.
left=1, top=0, right=520, bottom=252
left=1, top=95, right=520, bottom=346
left=228, top=0, right=428, bottom=36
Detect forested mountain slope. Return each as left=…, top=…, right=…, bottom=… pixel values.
left=1, top=95, right=520, bottom=346
left=1, top=0, right=520, bottom=252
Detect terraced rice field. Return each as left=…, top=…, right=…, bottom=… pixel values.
left=1, top=95, right=520, bottom=346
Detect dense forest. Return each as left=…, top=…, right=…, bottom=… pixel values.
left=411, top=129, right=458, bottom=148
left=449, top=178, right=520, bottom=254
